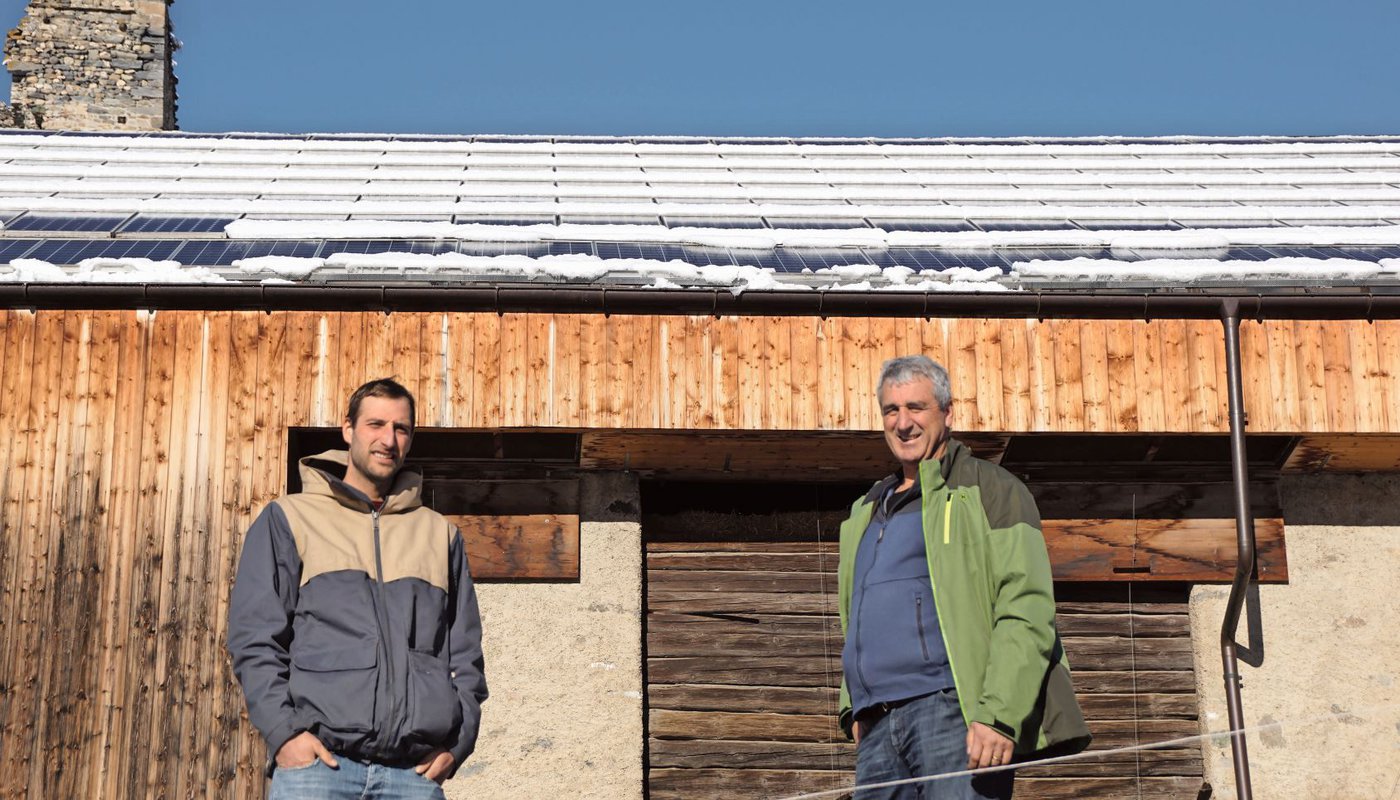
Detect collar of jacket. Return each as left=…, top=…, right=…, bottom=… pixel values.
left=298, top=449, right=424, bottom=514
left=864, top=436, right=969, bottom=503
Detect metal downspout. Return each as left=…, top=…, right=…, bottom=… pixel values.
left=1219, top=299, right=1256, bottom=800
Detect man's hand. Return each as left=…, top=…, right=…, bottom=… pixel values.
left=275, top=732, right=338, bottom=770
left=965, top=721, right=1013, bottom=771
left=852, top=720, right=863, bottom=745
left=415, top=749, right=456, bottom=784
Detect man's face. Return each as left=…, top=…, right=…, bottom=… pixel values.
left=342, top=395, right=414, bottom=490
left=880, top=377, right=952, bottom=468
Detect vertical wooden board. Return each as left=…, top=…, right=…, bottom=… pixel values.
left=920, top=316, right=950, bottom=367
left=187, top=312, right=235, bottom=798
left=1237, top=321, right=1274, bottom=434
left=1133, top=321, right=1167, bottom=433
left=999, top=318, right=1032, bottom=432
left=661, top=317, right=687, bottom=429
left=334, top=312, right=366, bottom=404
left=841, top=317, right=873, bottom=430
left=1158, top=319, right=1191, bottom=431
left=972, top=318, right=1004, bottom=431
left=713, top=315, right=740, bottom=430
left=1319, top=321, right=1356, bottom=432
left=868, top=318, right=899, bottom=426
left=893, top=317, right=923, bottom=358
left=9, top=312, right=69, bottom=792
left=579, top=314, right=608, bottom=427
left=1346, top=320, right=1388, bottom=432
left=224, top=311, right=266, bottom=800
left=0, top=311, right=35, bottom=799
left=308, top=313, right=336, bottom=427
left=472, top=313, right=502, bottom=428
left=498, top=313, right=529, bottom=427
left=790, top=317, right=819, bottom=430
left=948, top=318, right=981, bottom=429
left=815, top=316, right=845, bottom=430
left=282, top=312, right=320, bottom=428
left=37, top=312, right=97, bottom=800
left=684, top=315, right=714, bottom=429
left=1078, top=320, right=1111, bottom=432
left=1292, top=320, right=1329, bottom=432
left=391, top=311, right=423, bottom=410
left=524, top=313, right=552, bottom=426
left=1025, top=319, right=1055, bottom=432
left=364, top=312, right=396, bottom=381
left=737, top=317, right=766, bottom=430
left=91, top=313, right=150, bottom=798
left=145, top=312, right=208, bottom=800
left=763, top=316, right=793, bottom=430
left=445, top=312, right=476, bottom=428
left=1104, top=320, right=1138, bottom=433
left=630, top=315, right=660, bottom=429
left=608, top=313, right=637, bottom=429
left=552, top=314, right=582, bottom=427
left=1186, top=321, right=1225, bottom=432
left=417, top=313, right=448, bottom=428
left=1263, top=321, right=1301, bottom=431
left=1375, top=321, right=1400, bottom=435
left=1051, top=319, right=1085, bottom=431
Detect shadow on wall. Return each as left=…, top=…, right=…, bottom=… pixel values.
left=1277, top=474, right=1400, bottom=527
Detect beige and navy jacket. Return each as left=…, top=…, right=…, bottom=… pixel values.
left=227, top=450, right=487, bottom=775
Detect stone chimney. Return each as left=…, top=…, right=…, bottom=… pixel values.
left=3, top=0, right=177, bottom=130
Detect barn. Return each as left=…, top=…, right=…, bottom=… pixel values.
left=1, top=126, right=1398, bottom=800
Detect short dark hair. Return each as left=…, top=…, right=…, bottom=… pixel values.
left=346, top=378, right=416, bottom=429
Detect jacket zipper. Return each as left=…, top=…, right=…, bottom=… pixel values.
left=927, top=489, right=967, bottom=724
left=370, top=507, right=400, bottom=747
left=853, top=513, right=885, bottom=697
left=915, top=594, right=930, bottom=661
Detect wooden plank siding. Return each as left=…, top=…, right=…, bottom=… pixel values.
left=0, top=308, right=1396, bottom=798
left=646, top=539, right=1206, bottom=800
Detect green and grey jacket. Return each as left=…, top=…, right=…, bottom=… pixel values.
left=227, top=451, right=487, bottom=776
left=837, top=438, right=1091, bottom=757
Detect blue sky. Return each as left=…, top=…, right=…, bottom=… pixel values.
left=4, top=0, right=1400, bottom=137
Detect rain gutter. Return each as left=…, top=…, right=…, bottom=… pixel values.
left=3, top=283, right=1400, bottom=319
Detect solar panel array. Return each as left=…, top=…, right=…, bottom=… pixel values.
left=2, top=130, right=1400, bottom=288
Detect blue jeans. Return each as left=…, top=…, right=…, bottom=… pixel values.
left=269, top=756, right=446, bottom=800
left=855, top=688, right=1014, bottom=800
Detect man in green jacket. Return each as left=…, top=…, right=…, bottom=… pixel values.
left=838, top=355, right=1089, bottom=799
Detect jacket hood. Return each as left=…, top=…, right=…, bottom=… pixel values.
left=299, top=449, right=423, bottom=514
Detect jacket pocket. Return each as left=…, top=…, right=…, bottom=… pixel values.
left=406, top=650, right=463, bottom=745
left=289, top=645, right=378, bottom=733
left=915, top=592, right=931, bottom=662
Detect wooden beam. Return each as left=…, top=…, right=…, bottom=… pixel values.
left=446, top=513, right=580, bottom=581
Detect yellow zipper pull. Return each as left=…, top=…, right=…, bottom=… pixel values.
left=943, top=493, right=952, bottom=545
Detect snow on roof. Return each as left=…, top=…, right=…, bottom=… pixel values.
left=2, top=130, right=1400, bottom=291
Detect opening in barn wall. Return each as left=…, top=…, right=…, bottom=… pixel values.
left=634, top=436, right=1290, bottom=800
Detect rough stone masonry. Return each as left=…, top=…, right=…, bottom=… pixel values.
left=3, top=0, right=177, bottom=130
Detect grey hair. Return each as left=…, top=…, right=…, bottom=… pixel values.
left=877, top=355, right=952, bottom=410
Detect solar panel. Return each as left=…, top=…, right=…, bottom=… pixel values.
left=867, top=219, right=977, bottom=233
left=558, top=214, right=664, bottom=226
left=549, top=241, right=598, bottom=257
left=6, top=213, right=133, bottom=234
left=662, top=216, right=768, bottom=229
left=0, top=239, right=40, bottom=262
left=319, top=240, right=457, bottom=256
left=117, top=214, right=238, bottom=235
left=680, top=246, right=738, bottom=267
left=972, top=220, right=1080, bottom=232
left=1074, top=221, right=1183, bottom=232
left=453, top=214, right=557, bottom=226
left=763, top=217, right=872, bottom=230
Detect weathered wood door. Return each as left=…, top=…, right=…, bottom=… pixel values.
left=643, top=482, right=1206, bottom=800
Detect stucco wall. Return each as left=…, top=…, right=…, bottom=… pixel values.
left=447, top=472, right=643, bottom=800
left=1190, top=474, right=1400, bottom=799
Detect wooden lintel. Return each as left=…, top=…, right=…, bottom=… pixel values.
left=448, top=513, right=580, bottom=581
